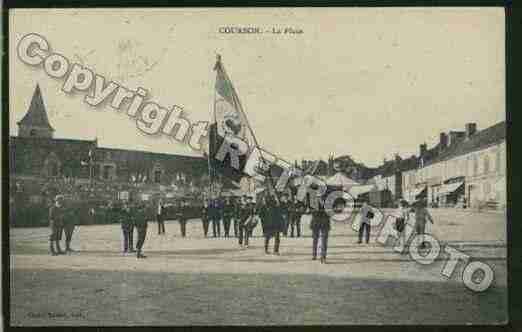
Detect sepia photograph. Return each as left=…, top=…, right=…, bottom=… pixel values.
left=7, top=7, right=507, bottom=326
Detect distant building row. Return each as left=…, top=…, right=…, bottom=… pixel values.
left=367, top=121, right=506, bottom=209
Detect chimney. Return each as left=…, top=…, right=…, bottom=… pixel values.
left=439, top=133, right=448, bottom=150
left=419, top=143, right=427, bottom=158
left=465, top=123, right=477, bottom=139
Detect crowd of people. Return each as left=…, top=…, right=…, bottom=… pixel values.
left=46, top=188, right=435, bottom=263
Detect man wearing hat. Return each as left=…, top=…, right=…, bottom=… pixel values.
left=48, top=195, right=66, bottom=255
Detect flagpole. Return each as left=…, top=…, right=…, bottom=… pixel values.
left=217, top=55, right=280, bottom=203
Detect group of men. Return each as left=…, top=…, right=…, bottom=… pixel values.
left=47, top=189, right=435, bottom=264
left=156, top=198, right=190, bottom=237
left=111, top=200, right=150, bottom=258
left=48, top=195, right=76, bottom=255
left=48, top=195, right=150, bottom=258
left=201, top=193, right=307, bottom=239
left=199, top=191, right=331, bottom=261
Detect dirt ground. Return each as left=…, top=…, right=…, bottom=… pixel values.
left=9, top=209, right=508, bottom=326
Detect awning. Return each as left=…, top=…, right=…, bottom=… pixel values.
left=438, top=182, right=464, bottom=196
left=348, top=184, right=375, bottom=197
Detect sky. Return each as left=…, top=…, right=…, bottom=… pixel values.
left=9, top=8, right=505, bottom=167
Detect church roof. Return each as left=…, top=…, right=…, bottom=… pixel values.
left=17, top=85, right=54, bottom=131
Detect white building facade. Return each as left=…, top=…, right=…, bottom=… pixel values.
left=402, top=122, right=506, bottom=209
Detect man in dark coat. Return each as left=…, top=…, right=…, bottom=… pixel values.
left=263, top=195, right=284, bottom=255
left=48, top=195, right=66, bottom=255
left=156, top=199, right=166, bottom=235
left=115, top=201, right=134, bottom=254
left=222, top=197, right=234, bottom=238
left=63, top=198, right=78, bottom=253
left=177, top=199, right=189, bottom=237
left=201, top=200, right=210, bottom=237
left=134, top=202, right=149, bottom=259
left=238, top=196, right=255, bottom=248
left=279, top=193, right=291, bottom=237
left=209, top=197, right=222, bottom=238
left=232, top=197, right=240, bottom=237
left=257, top=196, right=268, bottom=237
left=246, top=196, right=257, bottom=238
left=290, top=197, right=305, bottom=238
left=310, top=192, right=331, bottom=264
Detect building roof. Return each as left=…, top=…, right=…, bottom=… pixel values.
left=17, top=85, right=54, bottom=131
left=425, top=121, right=506, bottom=167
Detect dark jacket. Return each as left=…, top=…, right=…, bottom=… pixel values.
left=239, top=203, right=255, bottom=225
left=310, top=199, right=330, bottom=231
left=263, top=199, right=284, bottom=234
left=208, top=200, right=221, bottom=220
left=49, top=204, right=67, bottom=227
left=223, top=203, right=234, bottom=219
left=176, top=204, right=189, bottom=221
left=133, top=205, right=148, bottom=227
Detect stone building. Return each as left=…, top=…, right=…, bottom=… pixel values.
left=10, top=85, right=208, bottom=191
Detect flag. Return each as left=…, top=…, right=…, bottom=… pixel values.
left=208, top=55, right=256, bottom=183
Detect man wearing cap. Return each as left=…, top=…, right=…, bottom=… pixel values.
left=413, top=198, right=434, bottom=249
left=177, top=199, right=189, bottom=237
left=358, top=201, right=373, bottom=244
left=156, top=198, right=166, bottom=235
left=246, top=196, right=257, bottom=238
left=232, top=197, right=241, bottom=237
left=238, top=196, right=255, bottom=248
left=201, top=200, right=210, bottom=237
left=63, top=198, right=77, bottom=253
left=290, top=196, right=305, bottom=237
left=133, top=201, right=149, bottom=259
left=279, top=193, right=291, bottom=237
left=310, top=191, right=331, bottom=264
left=222, top=197, right=234, bottom=238
left=48, top=195, right=66, bottom=255
left=115, top=201, right=134, bottom=254
left=209, top=197, right=221, bottom=238
left=263, top=194, right=284, bottom=255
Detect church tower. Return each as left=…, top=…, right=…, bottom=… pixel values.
left=17, top=84, right=55, bottom=138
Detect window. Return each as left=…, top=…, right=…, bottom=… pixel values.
left=154, top=170, right=162, bottom=183
left=473, top=155, right=479, bottom=176
left=496, top=149, right=501, bottom=172
left=103, top=165, right=112, bottom=180
left=30, top=129, right=37, bottom=136
left=483, top=182, right=491, bottom=196
left=483, top=155, right=490, bottom=174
